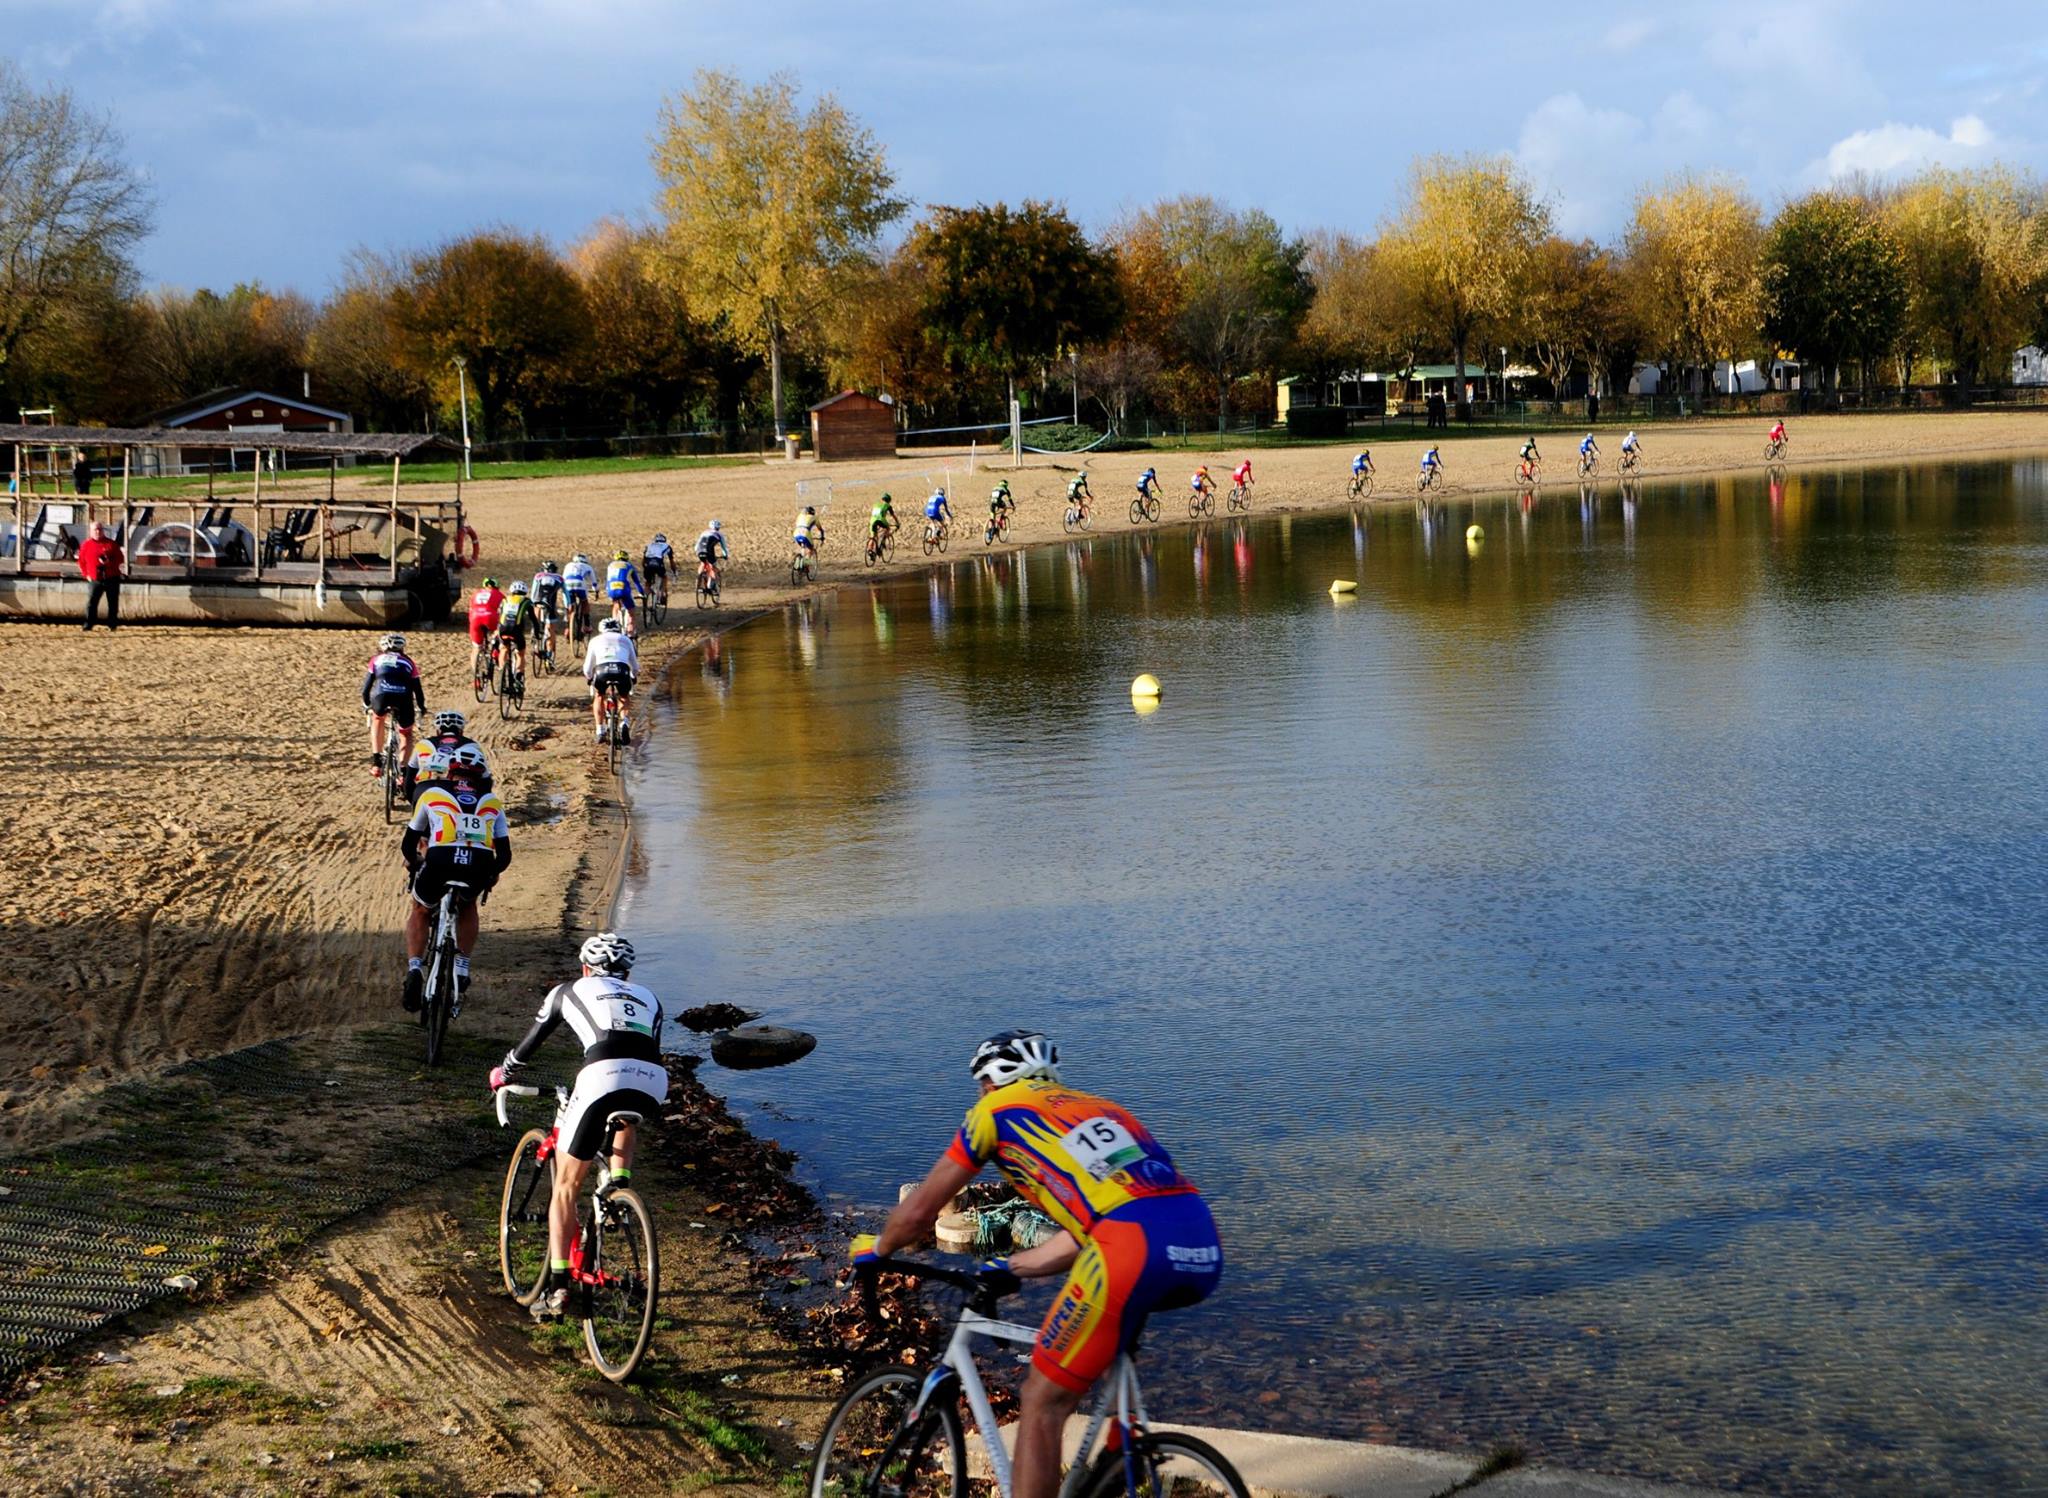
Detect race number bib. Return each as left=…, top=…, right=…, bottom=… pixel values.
left=1061, top=1117, right=1146, bottom=1181
left=455, top=812, right=490, bottom=847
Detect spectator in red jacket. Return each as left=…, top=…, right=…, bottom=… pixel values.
left=77, top=521, right=125, bottom=632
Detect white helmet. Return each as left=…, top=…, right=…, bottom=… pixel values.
left=600, top=617, right=623, bottom=633
left=379, top=632, right=406, bottom=652
left=433, top=709, right=467, bottom=736
left=579, top=931, right=635, bottom=974
left=969, top=1030, right=1060, bottom=1087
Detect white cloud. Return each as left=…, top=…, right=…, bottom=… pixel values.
left=1820, top=115, right=1998, bottom=180
left=1603, top=18, right=1656, bottom=53
left=1514, top=90, right=1717, bottom=237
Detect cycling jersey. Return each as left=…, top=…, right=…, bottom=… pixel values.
left=1190, top=474, right=1209, bottom=491
left=563, top=560, right=597, bottom=596
left=605, top=559, right=641, bottom=601
left=467, top=587, right=505, bottom=627
left=361, top=649, right=424, bottom=706
left=583, top=632, right=639, bottom=681
left=1580, top=437, right=1596, bottom=454
left=946, top=1077, right=1199, bottom=1242
left=497, top=595, right=533, bottom=635
left=408, top=780, right=508, bottom=854
left=1520, top=443, right=1538, bottom=460
left=1622, top=434, right=1639, bottom=451
left=924, top=496, right=949, bottom=521
left=869, top=505, right=895, bottom=532
left=532, top=569, right=564, bottom=610
left=1067, top=478, right=1089, bottom=498
left=794, top=510, right=822, bottom=539
left=645, top=540, right=673, bottom=567
left=504, top=975, right=669, bottom=1158
left=1352, top=454, right=1370, bottom=474
left=1232, top=464, right=1252, bottom=486
left=409, top=733, right=490, bottom=792
left=695, top=530, right=728, bottom=563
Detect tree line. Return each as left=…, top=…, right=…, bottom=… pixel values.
left=5, top=62, right=2048, bottom=446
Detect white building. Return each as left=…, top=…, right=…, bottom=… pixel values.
left=2014, top=347, right=2046, bottom=386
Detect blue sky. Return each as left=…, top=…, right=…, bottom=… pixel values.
left=12, top=0, right=2046, bottom=294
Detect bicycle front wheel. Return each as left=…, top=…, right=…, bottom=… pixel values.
left=810, top=1365, right=967, bottom=1498
left=583, top=1186, right=658, bottom=1382
left=499, top=1128, right=553, bottom=1304
left=649, top=587, right=667, bottom=626
left=1080, top=1433, right=1251, bottom=1498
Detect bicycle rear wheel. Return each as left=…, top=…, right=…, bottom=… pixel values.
left=422, top=920, right=454, bottom=1067
left=583, top=1186, right=658, bottom=1382
left=1080, top=1432, right=1250, bottom=1498
left=606, top=692, right=622, bottom=774
left=499, top=1128, right=553, bottom=1304
left=649, top=580, right=668, bottom=626
left=382, top=733, right=401, bottom=823
left=809, top=1365, right=967, bottom=1498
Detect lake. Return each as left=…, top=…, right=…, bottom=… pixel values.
left=618, top=459, right=2048, bottom=1496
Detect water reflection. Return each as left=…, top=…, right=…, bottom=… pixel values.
left=629, top=461, right=2048, bottom=1497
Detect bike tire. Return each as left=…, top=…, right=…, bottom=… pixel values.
left=381, top=735, right=400, bottom=823
left=649, top=586, right=667, bottom=627
left=422, top=945, right=449, bottom=1068
left=1079, top=1432, right=1251, bottom=1498
left=697, top=578, right=714, bottom=608
left=809, top=1364, right=968, bottom=1498
left=606, top=695, right=622, bottom=775
left=582, top=1186, right=659, bottom=1383
left=922, top=529, right=938, bottom=556
left=1129, top=500, right=1144, bottom=525
left=498, top=1128, right=553, bottom=1304
left=936, top=525, right=948, bottom=554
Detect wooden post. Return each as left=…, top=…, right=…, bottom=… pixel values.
left=389, top=456, right=400, bottom=585
left=252, top=449, right=264, bottom=581
left=318, top=499, right=328, bottom=588
left=188, top=502, right=198, bottom=579
left=11, top=443, right=20, bottom=576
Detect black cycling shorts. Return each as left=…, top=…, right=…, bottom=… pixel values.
left=590, top=663, right=635, bottom=698
left=368, top=688, right=416, bottom=728
left=410, top=846, right=496, bottom=909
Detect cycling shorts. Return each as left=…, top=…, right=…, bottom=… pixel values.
left=367, top=687, right=416, bottom=728
left=1034, top=1195, right=1222, bottom=1393
left=467, top=616, right=494, bottom=646
left=590, top=662, right=635, bottom=698
left=533, top=588, right=561, bottom=618
left=559, top=1058, right=669, bottom=1160
left=566, top=587, right=590, bottom=605
left=410, top=845, right=495, bottom=910
left=794, top=532, right=816, bottom=551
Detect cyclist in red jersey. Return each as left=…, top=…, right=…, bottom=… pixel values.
left=855, top=1032, right=1222, bottom=1498
left=466, top=577, right=505, bottom=687
left=1231, top=458, right=1253, bottom=492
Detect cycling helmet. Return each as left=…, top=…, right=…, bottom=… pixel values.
left=613, top=549, right=629, bottom=561
left=482, top=576, right=498, bottom=589
left=600, top=617, right=623, bottom=633
left=710, top=519, right=722, bottom=532
left=969, top=1030, right=1060, bottom=1087
left=878, top=493, right=891, bottom=504
left=543, top=559, right=558, bottom=572
left=1143, top=467, right=1156, bottom=478
left=379, top=632, right=406, bottom=652
left=654, top=533, right=667, bottom=544
left=579, top=931, right=636, bottom=975
left=802, top=505, right=817, bottom=515
left=509, top=580, right=527, bottom=595
left=573, top=552, right=589, bottom=562
left=447, top=743, right=488, bottom=778
left=434, top=709, right=467, bottom=736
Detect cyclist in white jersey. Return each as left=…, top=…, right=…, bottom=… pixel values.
left=582, top=617, right=640, bottom=743
left=490, top=932, right=668, bottom=1321
left=562, top=554, right=598, bottom=636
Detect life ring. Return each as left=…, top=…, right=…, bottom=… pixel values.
left=453, top=524, right=481, bottom=568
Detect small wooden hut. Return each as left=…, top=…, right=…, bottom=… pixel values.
left=808, top=391, right=896, bottom=462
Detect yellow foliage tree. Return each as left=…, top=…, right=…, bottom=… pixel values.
left=649, top=70, right=905, bottom=439
left=1881, top=168, right=2044, bottom=386
left=1625, top=176, right=1763, bottom=398
left=1378, top=156, right=1550, bottom=413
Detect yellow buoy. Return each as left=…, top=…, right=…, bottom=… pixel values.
left=1329, top=579, right=1358, bottom=594
left=1132, top=696, right=1161, bottom=718
left=1466, top=524, right=1484, bottom=542
left=1130, top=672, right=1162, bottom=699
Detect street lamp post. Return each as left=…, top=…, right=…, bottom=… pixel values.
left=452, top=357, right=473, bottom=482
left=1500, top=346, right=1508, bottom=410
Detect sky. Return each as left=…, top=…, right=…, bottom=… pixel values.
left=10, top=0, right=2047, bottom=295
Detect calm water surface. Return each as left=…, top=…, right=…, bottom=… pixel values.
left=619, top=461, right=2048, bottom=1496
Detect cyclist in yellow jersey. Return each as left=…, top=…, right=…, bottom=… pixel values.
left=399, top=746, right=510, bottom=1011
left=856, top=1032, right=1221, bottom=1498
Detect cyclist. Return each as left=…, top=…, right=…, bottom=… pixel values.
left=466, top=576, right=506, bottom=690
left=1518, top=436, right=1541, bottom=481
left=1350, top=451, right=1375, bottom=485
left=563, top=553, right=598, bottom=638
left=1230, top=457, right=1254, bottom=497
left=694, top=519, right=729, bottom=593
left=1189, top=464, right=1215, bottom=501
left=531, top=559, right=565, bottom=660
left=923, top=487, right=953, bottom=539
left=1065, top=472, right=1092, bottom=514
left=488, top=932, right=667, bottom=1324
left=361, top=632, right=426, bottom=781
left=1767, top=418, right=1788, bottom=454
left=855, top=1031, right=1221, bottom=1498
left=1419, top=446, right=1444, bottom=483
left=1621, top=430, right=1643, bottom=467
left=400, top=743, right=509, bottom=1012
left=583, top=616, right=640, bottom=745
left=867, top=493, right=898, bottom=558
left=405, top=707, right=490, bottom=802
left=794, top=504, right=825, bottom=566
left=605, top=549, right=645, bottom=638
left=987, top=481, right=1015, bottom=534
left=1136, top=467, right=1161, bottom=503
left=643, top=532, right=674, bottom=588
left=495, top=580, right=535, bottom=690
left=1578, top=431, right=1600, bottom=470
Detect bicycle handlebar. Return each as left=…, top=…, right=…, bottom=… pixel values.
left=853, top=1254, right=1022, bottom=1325
left=494, top=1082, right=540, bottom=1128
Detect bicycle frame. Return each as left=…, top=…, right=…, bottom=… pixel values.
left=912, top=1306, right=1149, bottom=1498
left=497, top=1083, right=641, bottom=1292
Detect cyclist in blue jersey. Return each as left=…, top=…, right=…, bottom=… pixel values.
left=605, top=549, right=646, bottom=638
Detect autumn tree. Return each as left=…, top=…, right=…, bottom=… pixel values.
left=1759, top=192, right=1906, bottom=390
left=1379, top=156, right=1549, bottom=415
left=136, top=283, right=314, bottom=407
left=1882, top=169, right=2045, bottom=387
left=0, top=65, right=152, bottom=407
left=392, top=230, right=586, bottom=442
left=1297, top=230, right=1426, bottom=387
left=1625, top=176, right=1763, bottom=399
left=824, top=247, right=956, bottom=418
left=909, top=200, right=1121, bottom=408
left=568, top=220, right=704, bottom=431
left=1522, top=237, right=1633, bottom=395
left=309, top=251, right=433, bottom=431
left=1125, top=196, right=1311, bottom=431
left=650, top=70, right=904, bottom=439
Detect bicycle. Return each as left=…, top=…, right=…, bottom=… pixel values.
left=983, top=510, right=1010, bottom=547
left=1577, top=452, right=1599, bottom=479
left=695, top=562, right=721, bottom=609
left=792, top=544, right=818, bottom=586
left=1226, top=483, right=1253, bottom=514
left=1517, top=460, right=1540, bottom=486
left=1619, top=449, right=1640, bottom=476
left=1765, top=436, right=1788, bottom=462
left=599, top=682, right=627, bottom=773
left=568, top=594, right=591, bottom=649
left=1417, top=466, right=1442, bottom=493
left=533, top=615, right=558, bottom=676
left=377, top=717, right=403, bottom=824
left=1347, top=472, right=1374, bottom=500
left=497, top=639, right=525, bottom=720
left=1186, top=489, right=1213, bottom=520
left=417, top=878, right=471, bottom=1067
left=1063, top=500, right=1092, bottom=533
left=1129, top=493, right=1161, bottom=525
left=813, top=1255, right=1249, bottom=1498
left=474, top=637, right=500, bottom=704
left=922, top=519, right=950, bottom=556
left=645, top=565, right=669, bottom=626
left=865, top=527, right=897, bottom=566
left=496, top=1083, right=659, bottom=1383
